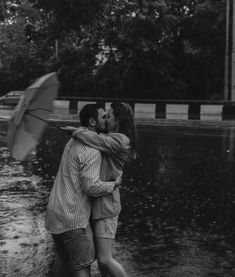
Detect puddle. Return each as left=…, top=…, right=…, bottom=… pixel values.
left=0, top=123, right=234, bottom=276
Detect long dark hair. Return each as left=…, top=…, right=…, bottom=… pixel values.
left=111, top=102, right=138, bottom=158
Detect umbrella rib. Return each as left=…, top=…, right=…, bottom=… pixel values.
left=25, top=111, right=67, bottom=133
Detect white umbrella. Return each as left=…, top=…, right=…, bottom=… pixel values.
left=8, top=72, right=60, bottom=160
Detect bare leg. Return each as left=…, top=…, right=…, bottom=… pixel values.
left=98, top=265, right=110, bottom=277
left=53, top=256, right=71, bottom=277
left=52, top=257, right=91, bottom=277
left=95, top=238, right=127, bottom=277
left=73, top=266, right=91, bottom=277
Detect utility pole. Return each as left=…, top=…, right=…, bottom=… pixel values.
left=224, top=0, right=230, bottom=100
left=55, top=39, right=58, bottom=58
left=231, top=0, right=235, bottom=101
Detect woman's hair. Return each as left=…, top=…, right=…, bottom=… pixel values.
left=111, top=102, right=138, bottom=158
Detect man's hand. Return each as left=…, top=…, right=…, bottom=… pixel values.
left=114, top=174, right=123, bottom=190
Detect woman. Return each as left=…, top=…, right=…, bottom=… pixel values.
left=72, top=102, right=138, bottom=277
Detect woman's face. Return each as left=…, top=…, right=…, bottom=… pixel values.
left=106, top=107, right=118, bottom=132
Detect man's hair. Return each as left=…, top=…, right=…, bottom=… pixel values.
left=79, top=104, right=101, bottom=127
left=111, top=102, right=138, bottom=157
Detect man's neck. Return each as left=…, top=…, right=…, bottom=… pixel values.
left=87, top=126, right=96, bottom=132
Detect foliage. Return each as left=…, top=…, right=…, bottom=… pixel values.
left=0, top=0, right=227, bottom=100
left=0, top=0, right=101, bottom=95
left=0, top=0, right=57, bottom=93
left=34, top=0, right=105, bottom=34
left=56, top=30, right=99, bottom=96
left=94, top=0, right=226, bottom=99
left=178, top=0, right=226, bottom=99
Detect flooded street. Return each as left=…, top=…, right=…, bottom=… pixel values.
left=0, top=147, right=54, bottom=276
left=0, top=119, right=235, bottom=276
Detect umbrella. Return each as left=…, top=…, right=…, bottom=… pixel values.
left=8, top=72, right=60, bottom=160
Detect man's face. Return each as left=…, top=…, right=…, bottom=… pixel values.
left=96, top=108, right=107, bottom=132
left=106, top=107, right=118, bottom=132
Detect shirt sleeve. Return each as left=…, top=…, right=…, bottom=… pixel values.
left=72, top=129, right=130, bottom=154
left=81, top=148, right=115, bottom=197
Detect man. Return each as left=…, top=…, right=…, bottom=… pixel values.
left=45, top=104, right=121, bottom=277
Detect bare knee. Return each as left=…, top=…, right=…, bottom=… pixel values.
left=97, top=254, right=113, bottom=269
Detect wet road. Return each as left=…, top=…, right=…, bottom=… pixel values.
left=0, top=117, right=235, bottom=277
left=0, top=147, right=54, bottom=276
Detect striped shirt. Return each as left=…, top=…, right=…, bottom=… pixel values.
left=45, top=138, right=115, bottom=234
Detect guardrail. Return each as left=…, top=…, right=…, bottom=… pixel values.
left=53, top=98, right=235, bottom=121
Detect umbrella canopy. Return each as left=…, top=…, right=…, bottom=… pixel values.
left=8, top=72, right=59, bottom=160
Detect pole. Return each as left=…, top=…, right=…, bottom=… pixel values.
left=231, top=0, right=235, bottom=100
left=224, top=0, right=230, bottom=100
left=55, top=39, right=58, bottom=58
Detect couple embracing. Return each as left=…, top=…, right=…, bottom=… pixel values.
left=45, top=102, right=138, bottom=277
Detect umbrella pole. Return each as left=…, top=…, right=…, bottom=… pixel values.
left=26, top=111, right=68, bottom=133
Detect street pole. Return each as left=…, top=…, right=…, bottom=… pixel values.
left=231, top=0, right=235, bottom=100
left=55, top=39, right=58, bottom=58
left=224, top=0, right=230, bottom=100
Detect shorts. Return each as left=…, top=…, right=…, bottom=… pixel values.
left=92, top=216, right=118, bottom=239
left=52, top=225, right=95, bottom=270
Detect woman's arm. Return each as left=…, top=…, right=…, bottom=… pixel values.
left=72, top=129, right=130, bottom=154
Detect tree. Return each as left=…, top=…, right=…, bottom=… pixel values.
left=0, top=0, right=104, bottom=96
left=0, top=0, right=227, bottom=100
left=34, top=0, right=105, bottom=33
left=0, top=0, right=59, bottom=94
left=93, top=0, right=226, bottom=99
left=176, top=0, right=226, bottom=99
left=94, top=0, right=180, bottom=98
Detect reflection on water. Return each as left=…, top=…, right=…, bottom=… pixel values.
left=119, top=125, right=235, bottom=277
left=0, top=147, right=54, bottom=277
left=0, top=122, right=235, bottom=276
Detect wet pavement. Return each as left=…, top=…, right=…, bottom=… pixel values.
left=0, top=110, right=235, bottom=277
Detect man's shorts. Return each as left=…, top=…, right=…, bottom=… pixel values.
left=92, top=216, right=118, bottom=239
left=52, top=225, right=95, bottom=270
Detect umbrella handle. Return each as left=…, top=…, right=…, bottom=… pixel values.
left=25, top=111, right=70, bottom=134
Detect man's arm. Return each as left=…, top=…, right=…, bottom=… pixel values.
left=72, top=128, right=130, bottom=154
left=81, top=148, right=120, bottom=196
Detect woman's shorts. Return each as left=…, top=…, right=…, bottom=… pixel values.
left=92, top=216, right=118, bottom=239
left=52, top=225, right=95, bottom=271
